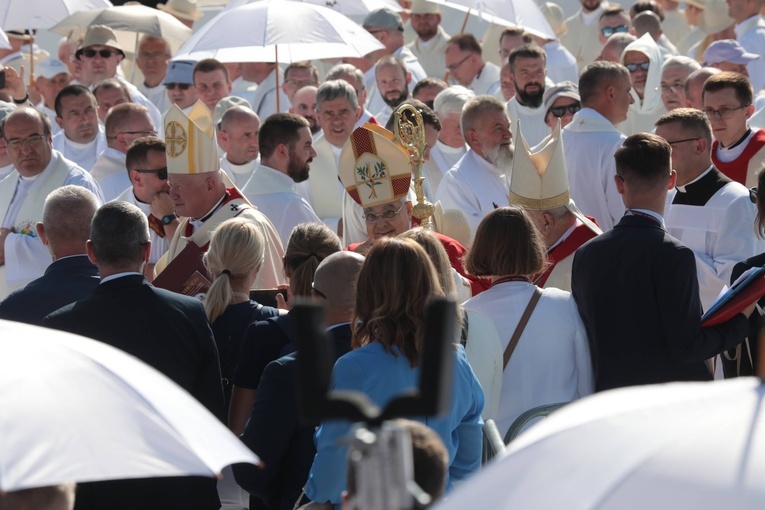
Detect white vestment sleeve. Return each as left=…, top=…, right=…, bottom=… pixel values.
left=3, top=233, right=51, bottom=291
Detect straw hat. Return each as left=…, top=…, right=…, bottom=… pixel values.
left=410, top=0, right=441, bottom=15
left=157, top=0, right=203, bottom=21
left=75, top=25, right=124, bottom=58
left=164, top=101, right=220, bottom=175
left=339, top=124, right=412, bottom=209
left=698, top=0, right=734, bottom=35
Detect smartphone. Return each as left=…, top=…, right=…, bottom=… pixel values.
left=0, top=70, right=6, bottom=90
left=250, top=288, right=288, bottom=308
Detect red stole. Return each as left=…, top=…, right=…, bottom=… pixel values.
left=711, top=129, right=765, bottom=185
left=534, top=220, right=599, bottom=287
left=148, top=215, right=166, bottom=238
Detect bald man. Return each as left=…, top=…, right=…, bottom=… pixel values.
left=219, top=105, right=261, bottom=188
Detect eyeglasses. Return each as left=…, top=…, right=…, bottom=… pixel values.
left=660, top=83, right=684, bottom=94
left=548, top=103, right=581, bottom=118
left=134, top=166, right=168, bottom=180
left=446, top=54, right=472, bottom=72
left=666, top=137, right=699, bottom=146
left=363, top=204, right=404, bottom=223
left=118, top=129, right=158, bottom=137
left=625, top=62, right=650, bottom=73
left=311, top=282, right=327, bottom=299
left=601, top=25, right=628, bottom=38
left=138, top=51, right=169, bottom=60
left=285, top=79, right=318, bottom=89
left=6, top=133, right=46, bottom=150
left=750, top=187, right=758, bottom=204
left=81, top=48, right=119, bottom=59
left=165, top=83, right=191, bottom=90
left=703, top=105, right=749, bottom=120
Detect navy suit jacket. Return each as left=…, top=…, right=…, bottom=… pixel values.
left=233, top=323, right=353, bottom=510
left=572, top=214, right=749, bottom=391
left=0, top=255, right=99, bottom=326
left=44, top=274, right=224, bottom=510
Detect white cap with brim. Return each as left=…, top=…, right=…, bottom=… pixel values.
left=510, top=120, right=601, bottom=235
left=164, top=100, right=220, bottom=175
left=213, top=96, right=252, bottom=127
left=36, top=58, right=70, bottom=80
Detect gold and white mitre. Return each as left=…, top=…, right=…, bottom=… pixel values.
left=510, top=120, right=602, bottom=234
left=339, top=124, right=412, bottom=208
left=164, top=101, right=220, bottom=175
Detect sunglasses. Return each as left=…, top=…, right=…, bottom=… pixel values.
left=750, top=187, right=758, bottom=204
left=601, top=25, right=628, bottom=37
left=134, top=166, right=168, bottom=180
left=626, top=62, right=650, bottom=73
left=81, top=48, right=118, bottom=59
left=165, top=83, right=191, bottom=90
left=548, top=103, right=581, bottom=118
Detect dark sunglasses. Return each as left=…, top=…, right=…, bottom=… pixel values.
left=548, top=103, right=582, bottom=118
left=81, top=48, right=118, bottom=59
left=750, top=187, right=758, bottom=204
left=135, top=167, right=168, bottom=180
left=626, top=62, right=650, bottom=73
left=601, top=25, right=628, bottom=37
left=165, top=83, right=191, bottom=90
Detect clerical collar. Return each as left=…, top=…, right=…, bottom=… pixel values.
left=190, top=192, right=227, bottom=227
left=719, top=128, right=752, bottom=151
left=676, top=165, right=714, bottom=193
left=226, top=158, right=255, bottom=174
left=64, top=134, right=98, bottom=150
left=580, top=4, right=605, bottom=24
left=437, top=140, right=466, bottom=155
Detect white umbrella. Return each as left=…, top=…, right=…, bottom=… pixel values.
left=431, top=0, right=556, bottom=39
left=0, top=0, right=113, bottom=31
left=173, top=0, right=384, bottom=63
left=0, top=319, right=258, bottom=492
left=434, top=378, right=765, bottom=510
left=0, top=28, right=9, bottom=50
left=226, top=0, right=404, bottom=16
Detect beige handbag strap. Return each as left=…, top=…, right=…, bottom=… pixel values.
left=503, top=287, right=543, bottom=370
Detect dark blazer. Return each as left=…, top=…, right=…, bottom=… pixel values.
left=233, top=323, right=353, bottom=510
left=233, top=313, right=295, bottom=390
left=44, top=274, right=224, bottom=510
left=0, top=255, right=99, bottom=326
left=572, top=214, right=750, bottom=391
left=726, top=252, right=765, bottom=377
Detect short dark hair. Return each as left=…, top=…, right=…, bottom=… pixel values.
left=579, top=61, right=630, bottom=105
left=258, top=113, right=309, bottom=159
left=508, top=43, right=547, bottom=72
left=54, top=84, right=95, bottom=118
left=600, top=5, right=628, bottom=21
left=630, top=0, right=665, bottom=21
left=375, top=55, right=408, bottom=79
left=2, top=106, right=52, bottom=138
left=702, top=72, right=753, bottom=107
left=284, top=61, right=319, bottom=84
left=90, top=201, right=149, bottom=267
left=412, top=77, right=448, bottom=100
left=614, top=133, right=672, bottom=192
left=383, top=98, right=442, bottom=132
left=92, top=78, right=132, bottom=103
left=499, top=27, right=532, bottom=45
left=447, top=33, right=482, bottom=56
left=655, top=107, right=712, bottom=144
left=125, top=136, right=165, bottom=173
left=466, top=206, right=547, bottom=277
left=193, top=58, right=229, bottom=83
left=105, top=103, right=150, bottom=139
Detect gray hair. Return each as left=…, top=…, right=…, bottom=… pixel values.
left=90, top=201, right=149, bottom=267
left=662, top=55, right=701, bottom=76
left=433, top=85, right=475, bottom=118
left=460, top=95, right=506, bottom=140
left=316, top=79, right=359, bottom=111
left=43, top=185, right=100, bottom=252
left=579, top=61, right=630, bottom=105
left=326, top=63, right=366, bottom=92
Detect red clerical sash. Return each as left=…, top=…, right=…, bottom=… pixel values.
left=534, top=221, right=599, bottom=287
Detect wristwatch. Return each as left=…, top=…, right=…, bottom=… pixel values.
left=161, top=214, right=177, bottom=225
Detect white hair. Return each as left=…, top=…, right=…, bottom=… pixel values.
left=433, top=85, right=475, bottom=118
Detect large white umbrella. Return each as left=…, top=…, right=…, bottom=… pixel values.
left=0, top=319, right=258, bottom=492
left=434, top=378, right=765, bottom=509
left=0, top=28, right=9, bottom=50
left=173, top=0, right=384, bottom=63
left=431, top=0, right=556, bottom=39
left=226, top=0, right=404, bottom=16
left=0, top=0, right=113, bottom=31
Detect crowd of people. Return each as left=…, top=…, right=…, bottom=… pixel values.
left=2, top=0, right=765, bottom=508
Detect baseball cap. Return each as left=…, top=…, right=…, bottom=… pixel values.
left=36, top=58, right=71, bottom=79
left=703, top=39, right=760, bottom=66
left=543, top=81, right=580, bottom=113
left=163, top=59, right=196, bottom=85
left=363, top=7, right=404, bottom=32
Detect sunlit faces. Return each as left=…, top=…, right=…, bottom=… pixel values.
left=445, top=45, right=479, bottom=86
left=499, top=64, right=515, bottom=101
left=114, top=112, right=156, bottom=151
left=282, top=67, right=318, bottom=103
left=623, top=50, right=650, bottom=99
left=56, top=93, right=99, bottom=143
left=499, top=34, right=527, bottom=62
left=165, top=82, right=197, bottom=110
left=290, top=86, right=320, bottom=135
left=471, top=109, right=513, bottom=167
left=222, top=114, right=260, bottom=165
left=168, top=172, right=214, bottom=218
left=611, top=75, right=634, bottom=125
left=424, top=124, right=438, bottom=161
left=131, top=149, right=170, bottom=203
left=136, top=38, right=171, bottom=87
left=511, top=56, right=546, bottom=108
left=317, top=96, right=360, bottom=147
left=376, top=63, right=409, bottom=109
left=437, top=112, right=465, bottom=148
left=598, top=14, right=630, bottom=45
left=78, top=44, right=122, bottom=85
left=702, top=86, right=753, bottom=147
left=660, top=66, right=690, bottom=111
left=94, top=86, right=131, bottom=124
left=286, top=126, right=316, bottom=183
left=544, top=97, right=581, bottom=129
left=193, top=69, right=232, bottom=112
left=363, top=198, right=412, bottom=241
left=35, top=72, right=71, bottom=108
left=711, top=60, right=749, bottom=77
left=4, top=113, right=54, bottom=177
left=411, top=13, right=441, bottom=40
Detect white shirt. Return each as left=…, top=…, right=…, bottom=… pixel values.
left=735, top=15, right=765, bottom=93
left=405, top=25, right=450, bottom=80
left=468, top=62, right=501, bottom=96
left=52, top=126, right=107, bottom=172
left=220, top=156, right=257, bottom=189
left=562, top=107, right=626, bottom=231
left=90, top=147, right=130, bottom=203
left=248, top=68, right=290, bottom=120
left=137, top=81, right=171, bottom=114
left=506, top=97, right=549, bottom=148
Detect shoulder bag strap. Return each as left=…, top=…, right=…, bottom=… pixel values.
left=503, top=287, right=543, bottom=370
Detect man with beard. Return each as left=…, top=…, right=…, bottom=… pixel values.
left=561, top=0, right=610, bottom=71
left=52, top=85, right=107, bottom=172
left=506, top=44, right=549, bottom=147
left=289, top=85, right=320, bottom=136
left=405, top=0, right=450, bottom=79
left=241, top=113, right=320, bottom=246
left=297, top=80, right=362, bottom=234
left=218, top=105, right=260, bottom=188
left=445, top=34, right=501, bottom=97
left=435, top=95, right=512, bottom=241
left=374, top=55, right=410, bottom=127
left=115, top=137, right=177, bottom=281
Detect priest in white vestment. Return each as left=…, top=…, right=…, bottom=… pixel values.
left=405, top=0, right=450, bottom=80
left=435, top=96, right=512, bottom=241
left=562, top=61, right=632, bottom=231
left=218, top=105, right=260, bottom=189
left=618, top=34, right=668, bottom=136
left=506, top=44, right=551, bottom=148
left=0, top=107, right=103, bottom=298
left=242, top=63, right=290, bottom=121
left=561, top=0, right=609, bottom=71
left=52, top=86, right=107, bottom=172
left=91, top=103, right=156, bottom=202
left=444, top=34, right=501, bottom=96
left=242, top=114, right=321, bottom=246
left=135, top=34, right=172, bottom=114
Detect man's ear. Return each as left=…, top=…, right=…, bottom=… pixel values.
left=86, top=240, right=97, bottom=265
left=36, top=222, right=48, bottom=246
left=55, top=117, right=64, bottom=129
left=405, top=71, right=412, bottom=86
left=668, top=169, right=677, bottom=190
left=614, top=174, right=626, bottom=195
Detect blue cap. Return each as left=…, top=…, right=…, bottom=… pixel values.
left=163, top=60, right=196, bottom=86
